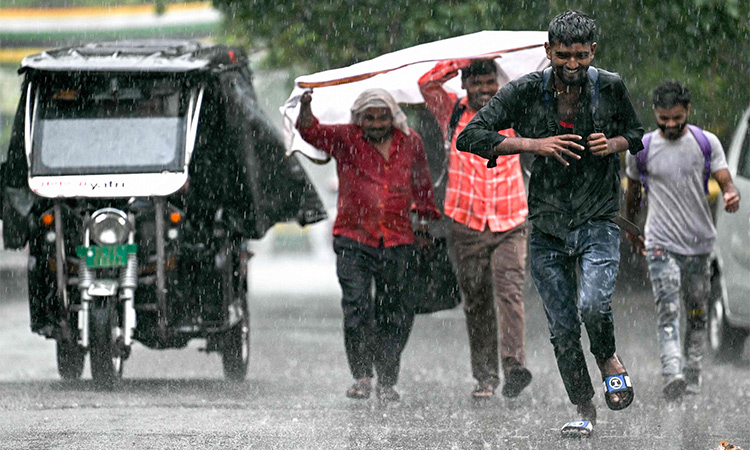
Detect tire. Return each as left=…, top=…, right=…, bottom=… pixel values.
left=56, top=340, right=85, bottom=380
left=222, top=302, right=250, bottom=382
left=709, top=294, right=748, bottom=362
left=89, top=298, right=125, bottom=389
left=222, top=250, right=250, bottom=381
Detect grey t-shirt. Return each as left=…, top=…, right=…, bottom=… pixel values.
left=625, top=128, right=728, bottom=255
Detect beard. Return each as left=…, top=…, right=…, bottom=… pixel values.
left=555, top=66, right=587, bottom=87
left=363, top=127, right=392, bottom=143
left=658, top=122, right=687, bottom=140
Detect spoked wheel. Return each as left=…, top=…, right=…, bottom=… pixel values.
left=56, top=340, right=85, bottom=380
left=89, top=298, right=125, bottom=389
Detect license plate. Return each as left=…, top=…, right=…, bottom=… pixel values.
left=76, top=244, right=137, bottom=268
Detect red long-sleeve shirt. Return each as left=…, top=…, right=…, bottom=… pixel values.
left=419, top=60, right=528, bottom=232
left=298, top=117, right=440, bottom=247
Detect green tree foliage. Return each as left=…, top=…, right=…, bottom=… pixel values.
left=213, top=0, right=750, bottom=139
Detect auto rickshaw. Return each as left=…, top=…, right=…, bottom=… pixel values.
left=0, top=40, right=326, bottom=388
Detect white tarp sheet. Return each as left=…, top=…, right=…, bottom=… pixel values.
left=281, top=30, right=550, bottom=163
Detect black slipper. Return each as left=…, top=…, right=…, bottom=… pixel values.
left=602, top=356, right=634, bottom=411
left=501, top=366, right=532, bottom=398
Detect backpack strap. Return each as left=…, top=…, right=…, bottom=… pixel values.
left=587, top=67, right=602, bottom=133
left=687, top=124, right=712, bottom=194
left=543, top=67, right=552, bottom=103
left=542, top=67, right=556, bottom=132
left=445, top=99, right=466, bottom=151
left=637, top=131, right=654, bottom=193
left=637, top=125, right=712, bottom=195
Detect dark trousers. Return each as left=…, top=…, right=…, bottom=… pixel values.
left=529, top=220, right=620, bottom=405
left=451, top=221, right=528, bottom=387
left=333, top=235, right=415, bottom=387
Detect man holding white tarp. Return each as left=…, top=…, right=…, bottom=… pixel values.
left=296, top=88, right=440, bottom=403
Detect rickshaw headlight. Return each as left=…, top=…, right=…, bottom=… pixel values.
left=89, top=209, right=130, bottom=246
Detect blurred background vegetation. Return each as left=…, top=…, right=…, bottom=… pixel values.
left=1, top=0, right=749, bottom=146
left=212, top=0, right=750, bottom=142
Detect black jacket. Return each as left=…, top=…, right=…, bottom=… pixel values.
left=457, top=68, right=644, bottom=239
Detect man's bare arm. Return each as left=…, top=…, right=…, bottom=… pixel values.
left=624, top=177, right=642, bottom=223
left=624, top=176, right=645, bottom=255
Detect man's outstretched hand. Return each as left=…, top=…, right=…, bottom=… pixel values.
left=296, top=90, right=315, bottom=129
left=535, top=134, right=584, bottom=166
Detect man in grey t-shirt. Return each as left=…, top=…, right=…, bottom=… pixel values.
left=625, top=81, right=740, bottom=400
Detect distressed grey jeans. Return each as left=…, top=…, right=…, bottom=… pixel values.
left=646, top=248, right=710, bottom=379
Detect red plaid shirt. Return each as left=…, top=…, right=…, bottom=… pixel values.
left=297, top=117, right=440, bottom=248
left=419, top=61, right=528, bottom=232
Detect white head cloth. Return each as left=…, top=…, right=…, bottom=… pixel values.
left=350, top=88, right=410, bottom=136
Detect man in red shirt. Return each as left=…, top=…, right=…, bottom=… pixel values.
left=419, top=59, right=531, bottom=399
left=296, top=88, right=440, bottom=402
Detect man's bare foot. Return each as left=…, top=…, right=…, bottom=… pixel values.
left=561, top=401, right=596, bottom=438
left=577, top=400, right=597, bottom=425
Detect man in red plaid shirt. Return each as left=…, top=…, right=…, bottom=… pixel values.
left=419, top=59, right=531, bottom=399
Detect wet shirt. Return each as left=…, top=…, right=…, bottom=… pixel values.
left=419, top=72, right=528, bottom=233
left=625, top=129, right=728, bottom=255
left=456, top=68, right=644, bottom=239
left=298, top=117, right=440, bottom=247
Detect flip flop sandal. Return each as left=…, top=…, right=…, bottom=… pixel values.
left=602, top=357, right=634, bottom=411
left=561, top=420, right=593, bottom=438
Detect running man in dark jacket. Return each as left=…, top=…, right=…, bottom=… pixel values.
left=457, top=10, right=643, bottom=436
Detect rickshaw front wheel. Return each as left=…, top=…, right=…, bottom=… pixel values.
left=89, top=298, right=125, bottom=389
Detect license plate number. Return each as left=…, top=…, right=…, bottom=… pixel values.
left=76, top=244, right=137, bottom=268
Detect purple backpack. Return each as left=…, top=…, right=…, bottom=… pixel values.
left=636, top=124, right=712, bottom=194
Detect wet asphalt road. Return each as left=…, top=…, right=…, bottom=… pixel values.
left=0, top=247, right=749, bottom=450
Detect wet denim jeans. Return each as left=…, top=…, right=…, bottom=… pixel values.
left=529, top=220, right=620, bottom=405
left=646, top=248, right=710, bottom=379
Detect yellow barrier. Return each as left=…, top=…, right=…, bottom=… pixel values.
left=0, top=2, right=214, bottom=19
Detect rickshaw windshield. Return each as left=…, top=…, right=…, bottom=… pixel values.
left=30, top=74, right=189, bottom=176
